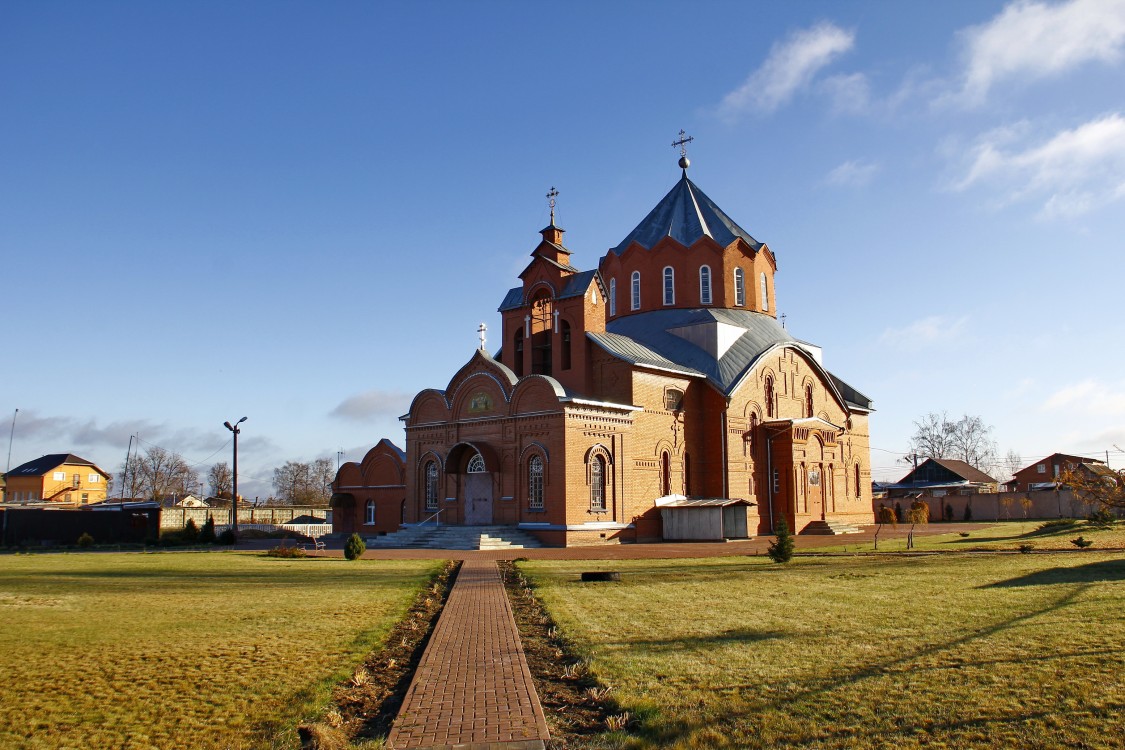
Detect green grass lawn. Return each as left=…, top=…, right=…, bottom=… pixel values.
left=827, top=519, right=1125, bottom=553
left=523, top=550, right=1125, bottom=749
left=0, top=551, right=439, bottom=750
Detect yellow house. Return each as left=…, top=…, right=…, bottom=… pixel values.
left=3, top=453, right=111, bottom=505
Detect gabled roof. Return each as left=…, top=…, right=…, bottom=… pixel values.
left=498, top=269, right=602, bottom=312
left=6, top=453, right=108, bottom=478
left=898, top=458, right=998, bottom=486
left=610, top=175, right=762, bottom=255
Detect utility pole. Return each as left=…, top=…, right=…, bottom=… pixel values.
left=6, top=408, right=17, bottom=473
left=119, top=434, right=136, bottom=500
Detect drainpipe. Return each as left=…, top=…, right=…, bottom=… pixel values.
left=766, top=432, right=775, bottom=534
left=720, top=402, right=729, bottom=500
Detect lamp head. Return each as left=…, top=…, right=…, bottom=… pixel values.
left=237, top=416, right=248, bottom=424
left=223, top=421, right=233, bottom=431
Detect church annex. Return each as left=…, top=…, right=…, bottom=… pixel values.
left=333, top=151, right=874, bottom=546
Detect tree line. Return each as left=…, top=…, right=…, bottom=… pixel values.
left=115, top=447, right=335, bottom=505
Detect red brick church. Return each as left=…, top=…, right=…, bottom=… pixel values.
left=333, top=150, right=874, bottom=546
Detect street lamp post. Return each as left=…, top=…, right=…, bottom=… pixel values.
left=223, top=417, right=247, bottom=536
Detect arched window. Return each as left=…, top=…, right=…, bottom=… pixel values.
left=699, top=266, right=712, bottom=305
left=424, top=461, right=439, bottom=510
left=530, top=290, right=552, bottom=376
left=661, top=451, right=671, bottom=496
left=561, top=320, right=572, bottom=370
left=765, top=376, right=775, bottom=419
left=805, top=384, right=814, bottom=418
left=761, top=272, right=769, bottom=311
left=734, top=268, right=745, bottom=306
left=528, top=456, right=544, bottom=510
left=467, top=453, right=486, bottom=473
left=631, top=271, right=641, bottom=311
left=609, top=278, right=617, bottom=316
left=664, top=388, right=683, bottom=411
left=663, top=266, right=675, bottom=305
left=590, top=455, right=606, bottom=511
left=854, top=463, right=862, bottom=498
left=513, top=329, right=525, bottom=377
left=365, top=499, right=376, bottom=525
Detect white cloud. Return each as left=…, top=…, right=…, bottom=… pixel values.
left=878, top=315, right=970, bottom=352
left=953, top=113, right=1125, bottom=218
left=820, top=72, right=871, bottom=115
left=955, top=0, right=1125, bottom=105
left=823, top=159, right=879, bottom=187
left=1043, top=379, right=1125, bottom=415
left=718, top=22, right=855, bottom=119
left=330, top=389, right=413, bottom=421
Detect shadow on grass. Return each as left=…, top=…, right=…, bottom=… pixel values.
left=983, top=559, right=1125, bottom=587
left=607, top=627, right=784, bottom=652
left=621, top=584, right=1094, bottom=748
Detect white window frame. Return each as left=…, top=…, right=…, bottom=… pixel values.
left=761, top=272, right=769, bottom=311
left=467, top=453, right=486, bottom=473
left=663, top=266, right=675, bottom=306
left=734, top=268, right=745, bottom=306
left=631, top=271, right=641, bottom=311
left=609, top=278, right=616, bottom=316
left=365, top=499, right=376, bottom=525
left=53, top=471, right=65, bottom=481
left=88, top=474, right=100, bottom=483
left=590, top=455, right=606, bottom=511
left=424, top=461, right=439, bottom=510
left=699, top=265, right=712, bottom=305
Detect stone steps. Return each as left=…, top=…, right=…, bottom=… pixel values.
left=365, top=524, right=544, bottom=550
left=800, top=519, right=864, bottom=535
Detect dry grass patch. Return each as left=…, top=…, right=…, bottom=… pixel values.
left=521, top=551, right=1125, bottom=749
left=0, top=551, right=439, bottom=749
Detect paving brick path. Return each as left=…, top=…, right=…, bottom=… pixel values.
left=387, top=559, right=550, bottom=750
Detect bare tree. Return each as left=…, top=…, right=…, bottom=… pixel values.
left=1003, top=450, right=1023, bottom=482
left=272, top=458, right=334, bottom=505
left=117, top=453, right=147, bottom=500
left=208, top=461, right=233, bottom=499
left=130, top=446, right=198, bottom=500
left=910, top=412, right=998, bottom=474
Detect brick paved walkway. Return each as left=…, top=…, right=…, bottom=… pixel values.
left=387, top=559, right=550, bottom=750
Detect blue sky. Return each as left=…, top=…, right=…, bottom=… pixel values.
left=3, top=0, right=1124, bottom=495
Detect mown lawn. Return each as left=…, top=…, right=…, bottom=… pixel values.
left=828, top=519, right=1125, bottom=553
left=0, top=551, right=439, bottom=750
left=523, top=551, right=1125, bottom=749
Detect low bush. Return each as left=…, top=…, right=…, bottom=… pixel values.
left=1087, top=508, right=1116, bottom=529
left=1018, top=543, right=1034, bottom=554
left=77, top=532, right=94, bottom=548
left=767, top=518, right=794, bottom=564
left=182, top=519, right=200, bottom=542
left=1071, top=536, right=1093, bottom=549
left=344, top=533, right=366, bottom=561
left=217, top=529, right=237, bottom=546
left=199, top=517, right=217, bottom=543
left=1036, top=519, right=1078, bottom=532
left=267, top=545, right=307, bottom=559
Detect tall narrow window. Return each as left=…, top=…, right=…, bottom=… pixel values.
left=513, top=330, right=525, bottom=377
left=561, top=320, right=572, bottom=370
left=365, top=499, right=376, bottom=525
left=663, top=266, right=675, bottom=305
left=734, top=268, right=745, bottom=306
left=661, top=451, right=671, bottom=496
left=609, top=278, right=617, bottom=316
left=528, top=456, right=544, bottom=510
left=699, top=265, right=712, bottom=305
left=590, top=455, right=606, bottom=511
left=854, top=463, right=861, bottom=498
left=805, top=384, right=814, bottom=418
left=424, top=461, right=439, bottom=510
left=761, top=273, right=769, bottom=311
left=765, top=376, right=775, bottom=418
left=631, top=271, right=641, bottom=311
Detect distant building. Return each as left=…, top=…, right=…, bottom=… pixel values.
left=1009, top=453, right=1106, bottom=492
left=3, top=454, right=112, bottom=505
left=886, top=458, right=998, bottom=498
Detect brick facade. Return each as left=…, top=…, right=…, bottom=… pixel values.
left=337, top=167, right=875, bottom=545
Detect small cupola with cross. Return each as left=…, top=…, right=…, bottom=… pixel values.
left=532, top=186, right=572, bottom=267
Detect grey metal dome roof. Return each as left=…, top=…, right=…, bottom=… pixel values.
left=610, top=175, right=762, bottom=255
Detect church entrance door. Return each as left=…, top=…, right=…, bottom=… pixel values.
left=463, top=472, right=493, bottom=525
left=808, top=465, right=824, bottom=521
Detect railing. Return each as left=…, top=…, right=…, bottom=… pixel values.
left=418, top=509, right=443, bottom=527
left=216, top=522, right=333, bottom=538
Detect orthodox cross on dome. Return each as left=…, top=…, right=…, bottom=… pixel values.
left=546, top=186, right=559, bottom=225
left=477, top=322, right=487, bottom=350
left=672, top=129, right=694, bottom=172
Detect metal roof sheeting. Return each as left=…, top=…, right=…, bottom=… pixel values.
left=610, top=175, right=762, bottom=255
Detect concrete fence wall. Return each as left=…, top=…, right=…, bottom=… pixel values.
left=161, top=506, right=328, bottom=530
left=877, top=489, right=1118, bottom=522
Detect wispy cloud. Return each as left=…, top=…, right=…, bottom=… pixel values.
left=718, top=22, right=855, bottom=120
left=1044, top=379, right=1125, bottom=414
left=823, top=159, right=879, bottom=187
left=819, top=72, right=871, bottom=115
left=330, top=389, right=413, bottom=422
left=878, top=315, right=969, bottom=352
left=952, top=113, right=1125, bottom=218
left=953, top=0, right=1125, bottom=105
